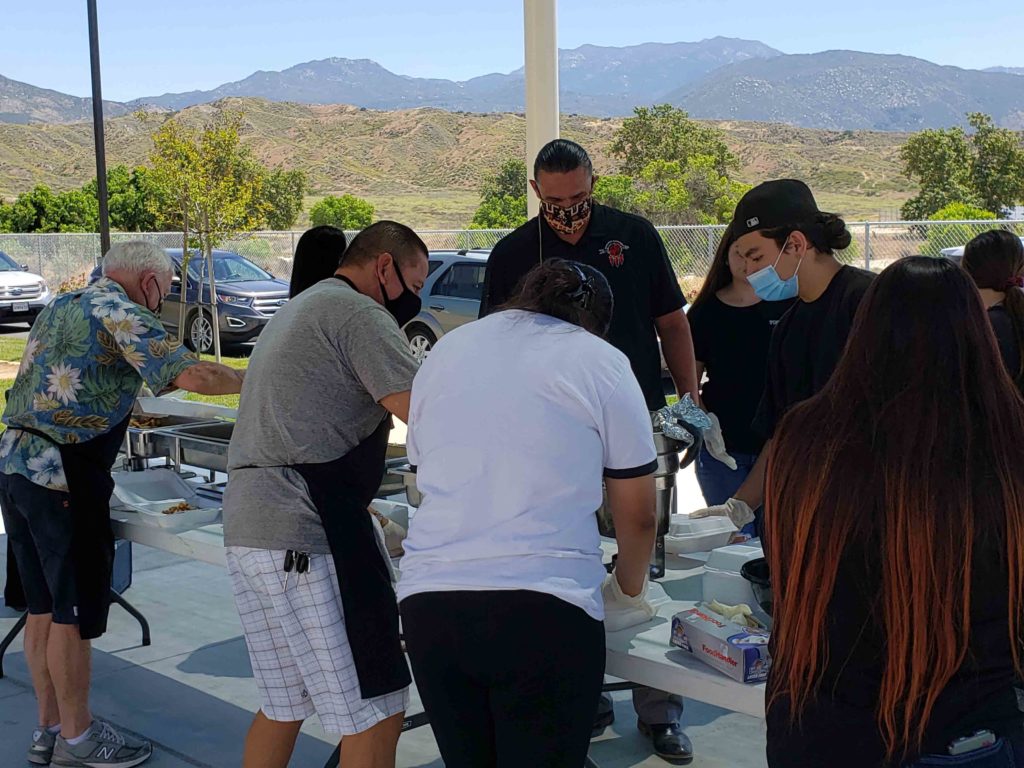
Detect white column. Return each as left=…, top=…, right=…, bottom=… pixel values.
left=523, top=0, right=559, bottom=218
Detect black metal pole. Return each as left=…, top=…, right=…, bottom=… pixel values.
left=87, top=0, right=111, bottom=256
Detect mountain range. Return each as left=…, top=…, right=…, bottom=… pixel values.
left=2, top=37, right=1024, bottom=131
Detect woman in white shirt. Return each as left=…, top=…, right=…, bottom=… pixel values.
left=398, top=259, right=658, bottom=768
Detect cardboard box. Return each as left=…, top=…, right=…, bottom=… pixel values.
left=670, top=603, right=771, bottom=683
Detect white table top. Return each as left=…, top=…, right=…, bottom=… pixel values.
left=110, top=496, right=765, bottom=719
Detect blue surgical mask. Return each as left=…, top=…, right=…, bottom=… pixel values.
left=747, top=239, right=803, bottom=301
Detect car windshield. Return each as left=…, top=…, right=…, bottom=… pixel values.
left=186, top=253, right=272, bottom=283
left=0, top=252, right=23, bottom=272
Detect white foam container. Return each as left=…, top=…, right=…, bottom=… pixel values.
left=664, top=514, right=737, bottom=555
left=111, top=469, right=220, bottom=531
left=701, top=542, right=764, bottom=606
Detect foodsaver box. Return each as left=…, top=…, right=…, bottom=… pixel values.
left=670, top=603, right=771, bottom=683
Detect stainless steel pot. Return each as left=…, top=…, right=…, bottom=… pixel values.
left=596, top=430, right=683, bottom=579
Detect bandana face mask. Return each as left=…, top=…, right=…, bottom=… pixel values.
left=541, top=197, right=592, bottom=235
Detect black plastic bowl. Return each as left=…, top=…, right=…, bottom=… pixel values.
left=741, top=558, right=773, bottom=616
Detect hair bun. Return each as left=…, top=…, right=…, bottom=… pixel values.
left=818, top=212, right=852, bottom=251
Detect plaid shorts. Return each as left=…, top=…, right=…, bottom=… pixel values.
left=226, top=546, right=408, bottom=735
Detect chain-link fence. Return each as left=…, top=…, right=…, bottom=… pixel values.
left=2, top=221, right=1019, bottom=294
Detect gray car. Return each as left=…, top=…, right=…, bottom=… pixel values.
left=403, top=249, right=490, bottom=361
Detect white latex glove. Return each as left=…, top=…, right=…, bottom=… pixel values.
left=601, top=572, right=656, bottom=631
left=690, top=497, right=755, bottom=528
left=704, top=413, right=737, bottom=470
left=369, top=509, right=407, bottom=558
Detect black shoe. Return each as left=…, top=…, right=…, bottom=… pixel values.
left=591, top=704, right=615, bottom=738
left=638, top=720, right=694, bottom=765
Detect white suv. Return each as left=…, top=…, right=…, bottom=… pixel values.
left=0, top=250, right=51, bottom=325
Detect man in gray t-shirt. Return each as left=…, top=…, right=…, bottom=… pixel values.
left=223, top=221, right=428, bottom=768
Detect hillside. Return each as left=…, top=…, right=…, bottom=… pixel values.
left=671, top=51, right=1024, bottom=131
left=0, top=74, right=130, bottom=125
left=0, top=98, right=915, bottom=227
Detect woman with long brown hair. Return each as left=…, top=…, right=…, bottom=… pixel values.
left=962, top=229, right=1024, bottom=393
left=765, top=256, right=1024, bottom=767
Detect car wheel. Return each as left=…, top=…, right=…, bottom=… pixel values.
left=406, top=325, right=437, bottom=363
left=184, top=310, right=215, bottom=354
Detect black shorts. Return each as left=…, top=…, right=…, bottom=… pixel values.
left=0, top=472, right=79, bottom=624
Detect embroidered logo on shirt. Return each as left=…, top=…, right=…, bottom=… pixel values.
left=600, top=240, right=630, bottom=267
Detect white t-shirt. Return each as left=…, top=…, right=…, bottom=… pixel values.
left=396, top=310, right=657, bottom=620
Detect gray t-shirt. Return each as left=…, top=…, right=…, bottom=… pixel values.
left=223, top=278, right=419, bottom=552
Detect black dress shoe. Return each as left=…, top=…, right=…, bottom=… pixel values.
left=638, top=721, right=694, bottom=765
left=591, top=694, right=616, bottom=737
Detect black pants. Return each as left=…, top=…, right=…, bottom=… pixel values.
left=402, top=590, right=606, bottom=768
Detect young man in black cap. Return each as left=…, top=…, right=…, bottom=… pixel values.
left=480, top=139, right=699, bottom=764
left=691, top=179, right=875, bottom=529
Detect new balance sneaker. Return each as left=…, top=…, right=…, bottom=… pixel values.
left=27, top=726, right=57, bottom=765
left=51, top=721, right=152, bottom=768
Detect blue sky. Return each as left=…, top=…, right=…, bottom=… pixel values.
left=2, top=0, right=1019, bottom=101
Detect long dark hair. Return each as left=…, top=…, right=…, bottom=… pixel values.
left=690, top=222, right=736, bottom=312
left=962, top=229, right=1024, bottom=383
left=766, top=256, right=1024, bottom=759
left=289, top=226, right=348, bottom=298
left=501, top=259, right=613, bottom=337
left=762, top=211, right=853, bottom=255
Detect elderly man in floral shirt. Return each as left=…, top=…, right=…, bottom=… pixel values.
left=0, top=241, right=244, bottom=768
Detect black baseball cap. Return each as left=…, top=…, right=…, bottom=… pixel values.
left=728, top=179, right=821, bottom=246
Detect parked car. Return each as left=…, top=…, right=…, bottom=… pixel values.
left=941, top=236, right=1024, bottom=265
left=0, top=250, right=52, bottom=325
left=90, top=248, right=289, bottom=353
left=403, top=249, right=491, bottom=361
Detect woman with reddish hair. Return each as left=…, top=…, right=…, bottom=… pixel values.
left=765, top=256, right=1024, bottom=767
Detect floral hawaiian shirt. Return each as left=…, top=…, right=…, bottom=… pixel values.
left=0, top=277, right=198, bottom=491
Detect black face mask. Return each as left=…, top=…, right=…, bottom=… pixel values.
left=381, top=261, right=421, bottom=326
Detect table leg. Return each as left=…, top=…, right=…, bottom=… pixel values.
left=110, top=591, right=151, bottom=647
left=0, top=610, right=28, bottom=679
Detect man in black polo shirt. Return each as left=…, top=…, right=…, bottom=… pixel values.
left=480, top=139, right=699, bottom=765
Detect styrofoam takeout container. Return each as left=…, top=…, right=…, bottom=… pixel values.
left=111, top=469, right=220, bottom=531
left=664, top=514, right=737, bottom=555
left=135, top=500, right=221, bottom=530
left=702, top=542, right=764, bottom=606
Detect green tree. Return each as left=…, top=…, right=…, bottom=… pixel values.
left=610, top=104, right=737, bottom=177
left=968, top=113, right=1024, bottom=216
left=899, top=127, right=976, bottom=220
left=252, top=169, right=306, bottom=230
left=594, top=158, right=749, bottom=226
left=148, top=111, right=266, bottom=359
left=6, top=185, right=58, bottom=232
left=51, top=189, right=99, bottom=232
left=900, top=114, right=1024, bottom=219
left=471, top=159, right=527, bottom=229
left=0, top=200, right=11, bottom=233
left=921, top=202, right=998, bottom=256
left=84, top=165, right=164, bottom=232
left=309, top=194, right=374, bottom=230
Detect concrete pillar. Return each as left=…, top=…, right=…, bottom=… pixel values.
left=523, top=0, right=559, bottom=218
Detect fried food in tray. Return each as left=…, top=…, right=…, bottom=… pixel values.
left=162, top=501, right=198, bottom=515
left=129, top=415, right=171, bottom=429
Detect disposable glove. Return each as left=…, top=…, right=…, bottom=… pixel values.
left=703, top=413, right=737, bottom=470
left=602, top=571, right=656, bottom=631
left=689, top=497, right=754, bottom=528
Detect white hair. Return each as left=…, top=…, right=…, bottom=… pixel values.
left=101, top=241, right=174, bottom=277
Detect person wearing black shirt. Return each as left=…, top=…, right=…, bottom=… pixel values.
left=961, top=229, right=1024, bottom=394
left=765, top=257, right=1024, bottom=767
left=479, top=139, right=698, bottom=764
left=687, top=223, right=794, bottom=537
left=691, top=179, right=874, bottom=530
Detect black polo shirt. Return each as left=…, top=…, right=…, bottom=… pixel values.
left=479, top=203, right=685, bottom=410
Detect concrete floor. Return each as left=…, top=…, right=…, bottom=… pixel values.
left=0, top=467, right=768, bottom=767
